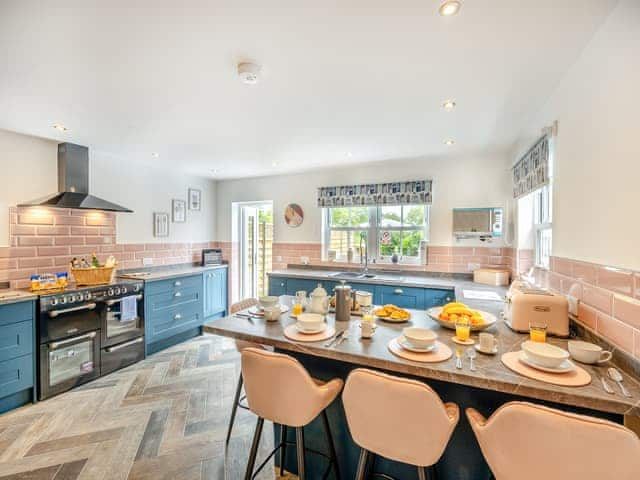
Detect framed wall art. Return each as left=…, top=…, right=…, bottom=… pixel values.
left=188, top=188, right=202, bottom=211
left=284, top=203, right=304, bottom=227
left=172, top=199, right=186, bottom=223
left=153, top=212, right=170, bottom=237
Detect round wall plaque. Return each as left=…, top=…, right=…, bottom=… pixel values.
left=284, top=203, right=304, bottom=227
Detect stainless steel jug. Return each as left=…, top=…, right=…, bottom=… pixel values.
left=334, top=282, right=353, bottom=322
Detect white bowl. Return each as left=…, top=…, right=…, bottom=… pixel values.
left=521, top=341, right=570, bottom=368
left=296, top=313, right=325, bottom=332
left=567, top=340, right=612, bottom=364
left=402, top=327, right=437, bottom=349
left=259, top=296, right=279, bottom=309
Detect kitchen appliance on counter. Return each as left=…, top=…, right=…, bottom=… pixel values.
left=37, top=280, right=144, bottom=400
left=202, top=248, right=223, bottom=266
left=503, top=284, right=569, bottom=337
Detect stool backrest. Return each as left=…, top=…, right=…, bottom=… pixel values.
left=230, top=298, right=258, bottom=314
left=467, top=401, right=640, bottom=480
left=343, top=368, right=459, bottom=467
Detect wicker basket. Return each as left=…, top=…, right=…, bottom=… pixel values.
left=70, top=266, right=115, bottom=286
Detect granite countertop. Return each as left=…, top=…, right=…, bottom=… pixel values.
left=204, top=294, right=640, bottom=416
left=117, top=263, right=228, bottom=282
left=0, top=289, right=38, bottom=306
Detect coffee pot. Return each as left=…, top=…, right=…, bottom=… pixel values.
left=334, top=281, right=354, bottom=322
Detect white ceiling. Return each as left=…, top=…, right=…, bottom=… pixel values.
left=0, top=0, right=618, bottom=179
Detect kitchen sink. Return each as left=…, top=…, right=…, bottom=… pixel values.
left=329, top=272, right=376, bottom=279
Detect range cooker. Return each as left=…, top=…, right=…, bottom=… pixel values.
left=37, top=280, right=145, bottom=400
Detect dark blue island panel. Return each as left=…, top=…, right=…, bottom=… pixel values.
left=0, top=300, right=37, bottom=413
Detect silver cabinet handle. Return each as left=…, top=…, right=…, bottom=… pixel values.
left=174, top=314, right=182, bottom=320
left=174, top=292, right=182, bottom=298
left=174, top=281, right=182, bottom=286
left=105, top=294, right=143, bottom=306
left=280, top=282, right=285, bottom=287
left=50, top=331, right=96, bottom=349
left=105, top=337, right=143, bottom=353
left=49, top=302, right=97, bottom=318
left=394, top=289, right=403, bottom=295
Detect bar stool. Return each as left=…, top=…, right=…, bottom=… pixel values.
left=226, top=298, right=262, bottom=447
left=466, top=401, right=640, bottom=480
left=241, top=347, right=343, bottom=480
left=342, top=368, right=459, bottom=480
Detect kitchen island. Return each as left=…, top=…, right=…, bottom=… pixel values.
left=204, top=287, right=640, bottom=480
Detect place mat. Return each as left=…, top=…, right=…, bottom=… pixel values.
left=283, top=324, right=336, bottom=342
left=501, top=351, right=591, bottom=387
left=388, top=338, right=452, bottom=363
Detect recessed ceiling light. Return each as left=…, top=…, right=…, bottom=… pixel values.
left=441, top=100, right=456, bottom=111
left=211, top=169, right=219, bottom=175
left=346, top=152, right=353, bottom=158
left=151, top=152, right=159, bottom=158
left=238, top=62, right=261, bottom=85
left=444, top=139, right=455, bottom=146
left=439, top=0, right=461, bottom=16
left=272, top=161, right=278, bottom=167
left=52, top=123, right=68, bottom=132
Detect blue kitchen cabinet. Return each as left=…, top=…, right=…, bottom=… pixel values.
left=375, top=285, right=426, bottom=309
left=0, top=300, right=36, bottom=413
left=269, top=277, right=287, bottom=297
left=285, top=278, right=338, bottom=296
left=203, top=267, right=228, bottom=320
left=424, top=288, right=455, bottom=308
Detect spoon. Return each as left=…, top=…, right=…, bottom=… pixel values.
left=467, top=348, right=477, bottom=372
left=608, top=368, right=631, bottom=398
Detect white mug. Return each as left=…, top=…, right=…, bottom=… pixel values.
left=479, top=333, right=498, bottom=352
left=263, top=306, right=281, bottom=321
left=360, top=321, right=376, bottom=339
left=568, top=341, right=613, bottom=364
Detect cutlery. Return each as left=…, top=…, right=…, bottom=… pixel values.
left=234, top=314, right=254, bottom=324
left=324, top=331, right=344, bottom=348
left=336, top=330, right=350, bottom=347
left=599, top=372, right=614, bottom=394
left=467, top=348, right=477, bottom=372
left=455, top=347, right=463, bottom=370
left=608, top=368, right=632, bottom=398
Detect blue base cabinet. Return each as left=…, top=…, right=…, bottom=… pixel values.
left=204, top=267, right=228, bottom=320
left=268, top=275, right=454, bottom=310
left=0, top=300, right=36, bottom=413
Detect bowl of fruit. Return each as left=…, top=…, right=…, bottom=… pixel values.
left=427, top=302, right=497, bottom=331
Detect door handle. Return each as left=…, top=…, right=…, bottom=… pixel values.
left=105, top=294, right=143, bottom=306
left=174, top=314, right=182, bottom=320
left=49, top=302, right=97, bottom=318
left=394, top=289, right=404, bottom=295
left=174, top=281, right=182, bottom=287
left=105, top=337, right=143, bottom=353
left=50, top=331, right=97, bottom=349
left=174, top=292, right=182, bottom=298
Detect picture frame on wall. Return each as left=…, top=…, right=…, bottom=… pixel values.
left=188, top=188, right=202, bottom=211
left=153, top=212, right=169, bottom=237
left=172, top=199, right=186, bottom=223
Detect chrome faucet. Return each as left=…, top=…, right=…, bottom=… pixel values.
left=360, top=234, right=369, bottom=274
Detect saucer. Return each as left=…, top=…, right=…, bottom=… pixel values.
left=451, top=336, right=475, bottom=346
left=295, top=323, right=326, bottom=335
left=250, top=305, right=289, bottom=316
left=475, top=344, right=498, bottom=355
left=398, top=336, right=438, bottom=353
left=518, top=351, right=575, bottom=373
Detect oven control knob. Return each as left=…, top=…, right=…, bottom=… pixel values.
left=108, top=288, right=114, bottom=296
left=121, top=286, right=127, bottom=294
left=59, top=297, right=67, bottom=305
left=133, top=285, right=139, bottom=292
left=51, top=298, right=58, bottom=306
left=115, top=287, right=121, bottom=295
left=85, top=292, right=91, bottom=301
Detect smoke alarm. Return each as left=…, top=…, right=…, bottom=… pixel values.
left=238, top=62, right=261, bottom=84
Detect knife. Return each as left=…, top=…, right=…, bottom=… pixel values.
left=325, top=331, right=344, bottom=348
left=455, top=347, right=463, bottom=370
left=600, top=373, right=614, bottom=394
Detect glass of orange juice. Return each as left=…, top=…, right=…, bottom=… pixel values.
left=529, top=321, right=548, bottom=342
left=455, top=319, right=471, bottom=342
left=292, top=303, right=303, bottom=316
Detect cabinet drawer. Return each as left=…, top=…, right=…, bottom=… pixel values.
left=0, top=321, right=33, bottom=362
left=0, top=301, right=34, bottom=327
left=376, top=285, right=426, bottom=309
left=145, top=274, right=202, bottom=296
left=269, top=278, right=287, bottom=296
left=147, top=285, right=202, bottom=313
left=0, top=355, right=33, bottom=399
left=146, top=303, right=202, bottom=343
left=424, top=289, right=455, bottom=308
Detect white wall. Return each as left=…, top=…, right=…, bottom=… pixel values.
left=215, top=153, right=512, bottom=246
left=0, top=129, right=216, bottom=244
left=513, top=0, right=640, bottom=270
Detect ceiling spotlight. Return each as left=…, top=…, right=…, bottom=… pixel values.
left=441, top=100, right=456, bottom=111
left=346, top=152, right=353, bottom=158
left=439, top=0, right=461, bottom=16
left=238, top=62, right=261, bottom=85
left=151, top=152, right=159, bottom=158
left=444, top=139, right=455, bottom=146
left=211, top=169, right=219, bottom=175
left=272, top=161, right=278, bottom=167
left=52, top=123, right=68, bottom=132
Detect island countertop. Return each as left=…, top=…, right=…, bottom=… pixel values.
left=204, top=295, right=640, bottom=417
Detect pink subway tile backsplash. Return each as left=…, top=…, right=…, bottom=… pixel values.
left=581, top=284, right=613, bottom=314
left=572, top=261, right=597, bottom=284
left=612, top=295, right=640, bottom=330
left=577, top=303, right=597, bottom=329
left=596, top=312, right=634, bottom=353
left=551, top=257, right=573, bottom=276
left=597, top=266, right=634, bottom=297
left=635, top=331, right=640, bottom=358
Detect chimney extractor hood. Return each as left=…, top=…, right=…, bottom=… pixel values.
left=18, top=143, right=133, bottom=213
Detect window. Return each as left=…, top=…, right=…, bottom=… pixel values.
left=533, top=185, right=552, bottom=269
left=323, top=205, right=429, bottom=263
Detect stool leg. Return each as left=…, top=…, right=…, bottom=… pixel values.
left=296, top=427, right=306, bottom=480
left=417, top=466, right=427, bottom=480
left=321, top=410, right=341, bottom=480
left=244, top=417, right=264, bottom=480
left=226, top=373, right=244, bottom=446
left=279, top=424, right=287, bottom=477
left=355, top=449, right=369, bottom=480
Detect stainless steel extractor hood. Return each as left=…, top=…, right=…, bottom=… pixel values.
left=18, top=143, right=133, bottom=213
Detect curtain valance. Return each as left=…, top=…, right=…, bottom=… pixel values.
left=512, top=135, right=550, bottom=199
left=317, top=180, right=432, bottom=207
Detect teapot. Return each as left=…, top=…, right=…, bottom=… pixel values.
left=307, top=283, right=330, bottom=315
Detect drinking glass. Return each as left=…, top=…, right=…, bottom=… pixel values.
left=529, top=321, right=548, bottom=342
left=455, top=320, right=471, bottom=342
left=292, top=303, right=303, bottom=316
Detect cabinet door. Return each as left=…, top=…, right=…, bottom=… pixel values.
left=204, top=268, right=228, bottom=319
left=269, top=277, right=287, bottom=296
left=375, top=285, right=426, bottom=309
left=424, top=288, right=455, bottom=308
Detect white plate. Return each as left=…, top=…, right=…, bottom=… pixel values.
left=295, top=323, right=327, bottom=335
left=427, top=307, right=497, bottom=332
left=375, top=313, right=411, bottom=323
left=518, top=351, right=575, bottom=373
left=475, top=344, right=498, bottom=355
left=398, top=336, right=438, bottom=353
left=249, top=305, right=290, bottom=316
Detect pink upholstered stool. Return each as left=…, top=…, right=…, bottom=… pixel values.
left=225, top=298, right=263, bottom=447
left=241, top=347, right=344, bottom=480
left=342, top=368, right=459, bottom=480
left=467, top=401, right=640, bottom=480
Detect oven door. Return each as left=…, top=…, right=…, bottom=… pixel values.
left=101, top=294, right=144, bottom=348
left=39, top=331, right=101, bottom=400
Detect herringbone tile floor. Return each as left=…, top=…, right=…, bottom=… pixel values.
left=0, top=335, right=297, bottom=480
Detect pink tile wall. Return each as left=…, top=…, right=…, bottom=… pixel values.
left=1, top=207, right=216, bottom=289
left=532, top=256, right=640, bottom=360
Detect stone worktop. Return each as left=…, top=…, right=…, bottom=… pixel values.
left=205, top=294, right=640, bottom=417
left=117, top=262, right=228, bottom=282
left=0, top=289, right=37, bottom=306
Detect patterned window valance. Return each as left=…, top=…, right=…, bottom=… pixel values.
left=317, top=180, right=432, bottom=207
left=512, top=135, right=550, bottom=199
